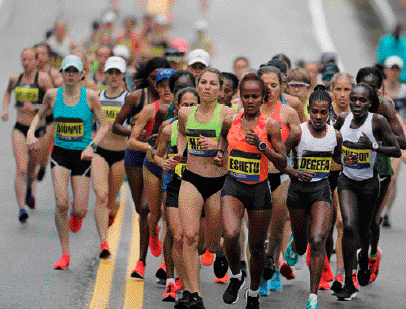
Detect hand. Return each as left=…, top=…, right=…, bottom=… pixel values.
left=293, top=170, right=315, bottom=182
left=245, top=129, right=261, bottom=147
left=81, top=145, right=94, bottom=160
left=163, top=158, right=174, bottom=171
left=23, top=101, right=35, bottom=112
left=214, top=150, right=225, bottom=167
left=343, top=152, right=358, bottom=165
left=27, top=135, right=40, bottom=150
left=2, top=109, right=8, bottom=121
left=167, top=153, right=183, bottom=169
left=358, top=132, right=372, bottom=149
left=198, top=135, right=216, bottom=150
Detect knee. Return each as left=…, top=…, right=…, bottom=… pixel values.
left=343, top=224, right=356, bottom=239
left=336, top=217, right=343, bottom=232
left=173, top=232, right=184, bottom=250
left=224, top=226, right=240, bottom=244
left=250, top=242, right=265, bottom=258
left=16, top=167, right=28, bottom=179
left=137, top=205, right=149, bottom=218
left=96, top=189, right=109, bottom=206
left=184, top=231, right=199, bottom=248
left=56, top=201, right=69, bottom=214
left=309, top=234, right=325, bottom=254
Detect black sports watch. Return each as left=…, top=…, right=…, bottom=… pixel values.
left=258, top=141, right=267, bottom=151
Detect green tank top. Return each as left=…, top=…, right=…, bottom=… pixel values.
left=168, top=120, right=187, bottom=179
left=375, top=98, right=393, bottom=176
left=185, top=103, right=222, bottom=157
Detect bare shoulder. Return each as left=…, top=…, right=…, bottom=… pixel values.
left=85, top=88, right=99, bottom=100
left=281, top=104, right=297, bottom=115
left=283, top=93, right=301, bottom=106
left=46, top=88, right=59, bottom=98
left=221, top=105, right=236, bottom=116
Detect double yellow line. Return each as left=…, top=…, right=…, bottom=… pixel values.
left=89, top=185, right=144, bottom=309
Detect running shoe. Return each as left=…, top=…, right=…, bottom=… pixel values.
left=174, top=290, right=191, bottom=309
left=69, top=214, right=82, bottom=233
left=108, top=211, right=115, bottom=227
left=214, top=272, right=229, bottom=283
left=268, top=269, right=283, bottom=291
left=245, top=289, right=260, bottom=309
left=369, top=248, right=381, bottom=284
left=156, top=264, right=167, bottom=285
left=335, top=284, right=358, bottom=301
left=189, top=292, right=205, bottom=309
left=321, top=256, right=334, bottom=282
left=259, top=279, right=269, bottom=296
left=306, top=294, right=318, bottom=309
left=223, top=276, right=245, bottom=304
left=149, top=225, right=161, bottom=257
left=175, top=277, right=183, bottom=293
left=318, top=278, right=330, bottom=290
left=295, top=254, right=306, bottom=270
left=162, top=282, right=177, bottom=302
left=18, top=209, right=28, bottom=223
left=54, top=253, right=70, bottom=270
left=357, top=249, right=370, bottom=286
left=280, top=262, right=295, bottom=280
left=306, top=244, right=311, bottom=266
left=213, top=254, right=228, bottom=279
left=352, top=272, right=360, bottom=291
left=330, top=273, right=344, bottom=294
left=201, top=249, right=214, bottom=266
left=285, top=235, right=299, bottom=266
left=131, top=260, right=145, bottom=279
left=99, top=241, right=111, bottom=259
left=25, top=188, right=36, bottom=209
left=37, top=166, right=46, bottom=181
left=382, top=214, right=391, bottom=228
left=263, top=254, right=275, bottom=280
left=240, top=260, right=248, bottom=278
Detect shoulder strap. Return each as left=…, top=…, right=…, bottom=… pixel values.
left=16, top=73, right=24, bottom=86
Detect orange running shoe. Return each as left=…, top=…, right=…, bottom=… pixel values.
left=352, top=272, right=360, bottom=291
left=306, top=244, right=311, bottom=266
left=201, top=249, right=214, bottom=266
left=149, top=226, right=161, bottom=257
left=280, top=262, right=295, bottom=280
left=54, top=254, right=70, bottom=270
left=175, top=277, right=183, bottom=292
left=318, top=277, right=330, bottom=290
left=331, top=273, right=344, bottom=294
left=321, top=256, right=334, bottom=282
left=369, top=249, right=381, bottom=284
left=214, top=272, right=229, bottom=283
left=69, top=214, right=82, bottom=233
left=131, top=260, right=145, bottom=279
left=100, top=241, right=111, bottom=259
left=162, top=282, right=177, bottom=302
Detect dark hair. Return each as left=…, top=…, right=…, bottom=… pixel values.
left=352, top=82, right=380, bottom=113
left=177, top=87, right=200, bottom=106
left=356, top=67, right=384, bottom=89
left=221, top=72, right=239, bottom=91
left=169, top=70, right=195, bottom=93
left=257, top=66, right=283, bottom=85
left=313, top=84, right=326, bottom=91
left=134, top=57, right=171, bottom=89
left=239, top=73, right=267, bottom=101
left=308, top=88, right=332, bottom=110
left=267, top=59, right=288, bottom=74
left=197, top=68, right=224, bottom=88
left=272, top=53, right=291, bottom=70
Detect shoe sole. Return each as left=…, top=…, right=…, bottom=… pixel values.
left=174, top=302, right=189, bottom=309
left=100, top=250, right=111, bottom=259
left=131, top=272, right=144, bottom=279
left=337, top=292, right=357, bottom=301
left=223, top=279, right=245, bottom=304
left=162, top=295, right=176, bottom=302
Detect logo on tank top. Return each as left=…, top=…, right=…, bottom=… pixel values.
left=55, top=117, right=84, bottom=142
left=229, top=149, right=261, bottom=183
left=298, top=150, right=332, bottom=179
left=186, top=128, right=217, bottom=157
left=101, top=100, right=122, bottom=122
left=342, top=142, right=370, bottom=169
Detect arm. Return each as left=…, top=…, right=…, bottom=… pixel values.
left=333, top=112, right=347, bottom=131
left=88, top=90, right=109, bottom=147
left=2, top=75, right=18, bottom=121
left=175, top=107, right=189, bottom=156
left=112, top=91, right=141, bottom=137
left=153, top=124, right=171, bottom=169
left=38, top=72, right=54, bottom=93
left=264, top=119, right=287, bottom=170
left=284, top=94, right=307, bottom=123
left=50, top=69, right=64, bottom=88
left=214, top=114, right=233, bottom=166
left=380, top=100, right=406, bottom=149
left=285, top=105, right=301, bottom=130
left=128, top=106, right=153, bottom=152
left=332, top=131, right=343, bottom=165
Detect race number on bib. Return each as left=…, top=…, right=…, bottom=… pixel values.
left=186, top=128, right=217, bottom=157
left=229, top=149, right=261, bottom=183
left=342, top=146, right=370, bottom=169
left=55, top=117, right=84, bottom=142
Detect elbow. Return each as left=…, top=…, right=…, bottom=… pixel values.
left=128, top=137, right=136, bottom=150
left=111, top=122, right=119, bottom=134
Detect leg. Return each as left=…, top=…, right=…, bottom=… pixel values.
left=12, top=130, right=29, bottom=210
left=107, top=159, right=125, bottom=216
left=334, top=189, right=344, bottom=272
left=71, top=175, right=91, bottom=220
left=204, top=190, right=224, bottom=254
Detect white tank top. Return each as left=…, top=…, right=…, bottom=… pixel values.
left=48, top=35, right=71, bottom=58
left=292, top=122, right=337, bottom=182
left=340, top=112, right=377, bottom=181
left=99, top=89, right=128, bottom=122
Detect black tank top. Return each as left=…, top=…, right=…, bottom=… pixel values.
left=15, top=72, right=46, bottom=110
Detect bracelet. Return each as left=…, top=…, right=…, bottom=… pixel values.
left=89, top=141, right=96, bottom=150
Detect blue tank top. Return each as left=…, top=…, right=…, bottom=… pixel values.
left=53, top=87, right=93, bottom=150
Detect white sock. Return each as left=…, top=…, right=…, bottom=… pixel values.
left=231, top=272, right=242, bottom=280
left=248, top=289, right=259, bottom=297
left=166, top=278, right=175, bottom=286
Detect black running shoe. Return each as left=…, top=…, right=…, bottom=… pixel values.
left=240, top=260, right=248, bottom=278
left=335, top=284, right=358, bottom=301
left=25, top=188, right=36, bottom=209
left=189, top=292, right=205, bottom=309
left=214, top=255, right=228, bottom=279
left=382, top=214, right=391, bottom=228
left=174, top=290, right=191, bottom=309
left=37, top=166, right=46, bottom=181
left=19, top=209, right=28, bottom=223
left=357, top=251, right=371, bottom=286
left=263, top=254, right=275, bottom=280
left=245, top=289, right=260, bottom=309
left=156, top=265, right=167, bottom=285
left=223, top=276, right=245, bottom=304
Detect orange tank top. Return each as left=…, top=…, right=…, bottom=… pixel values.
left=144, top=100, right=160, bottom=139
left=227, top=113, right=271, bottom=184
left=270, top=101, right=290, bottom=142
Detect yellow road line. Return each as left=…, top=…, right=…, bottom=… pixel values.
left=122, top=203, right=144, bottom=309
left=89, top=186, right=127, bottom=309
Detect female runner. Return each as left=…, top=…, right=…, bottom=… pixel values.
left=215, top=73, right=287, bottom=309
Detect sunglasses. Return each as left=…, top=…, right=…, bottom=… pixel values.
left=64, top=67, right=79, bottom=74
left=287, top=82, right=309, bottom=88
left=107, top=69, right=122, bottom=75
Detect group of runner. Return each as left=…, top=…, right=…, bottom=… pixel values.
left=3, top=22, right=406, bottom=309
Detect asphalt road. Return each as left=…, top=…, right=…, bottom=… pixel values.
left=0, top=0, right=405, bottom=308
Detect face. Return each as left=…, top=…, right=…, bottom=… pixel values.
left=261, top=73, right=280, bottom=101
left=156, top=79, right=174, bottom=103
left=218, top=79, right=236, bottom=105
left=384, top=66, right=402, bottom=81
left=147, top=68, right=161, bottom=91
left=287, top=80, right=310, bottom=98
left=106, top=68, right=124, bottom=87
left=349, top=87, right=370, bottom=118
left=332, top=78, right=352, bottom=109
left=62, top=66, right=82, bottom=86
left=188, top=62, right=206, bottom=81
left=22, top=50, right=37, bottom=72
left=197, top=71, right=221, bottom=102
left=96, top=48, right=111, bottom=67
left=240, top=80, right=263, bottom=114
left=178, top=92, right=199, bottom=108
left=35, top=46, right=49, bottom=66
left=308, top=100, right=330, bottom=130
left=359, top=74, right=379, bottom=93
left=234, top=59, right=249, bottom=79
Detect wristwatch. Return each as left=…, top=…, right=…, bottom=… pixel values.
left=89, top=141, right=97, bottom=150
left=372, top=142, right=379, bottom=152
left=258, top=142, right=267, bottom=151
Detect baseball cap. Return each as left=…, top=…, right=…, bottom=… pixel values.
left=156, top=68, right=175, bottom=84
left=104, top=56, right=126, bottom=73
left=321, top=52, right=336, bottom=65
left=102, top=10, right=117, bottom=24
left=187, top=49, right=210, bottom=67
left=322, top=63, right=339, bottom=81
left=195, top=19, right=208, bottom=31
left=384, top=55, right=404, bottom=69
left=61, top=55, right=83, bottom=72
left=112, top=44, right=131, bottom=60
left=171, top=38, right=189, bottom=53
left=267, top=59, right=288, bottom=74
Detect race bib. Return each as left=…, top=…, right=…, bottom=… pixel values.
left=229, top=149, right=261, bottom=183
left=298, top=157, right=332, bottom=179
left=55, top=117, right=84, bottom=142
left=101, top=100, right=121, bottom=122
left=186, top=128, right=217, bottom=157
left=342, top=146, right=370, bottom=169
left=15, top=87, right=40, bottom=108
